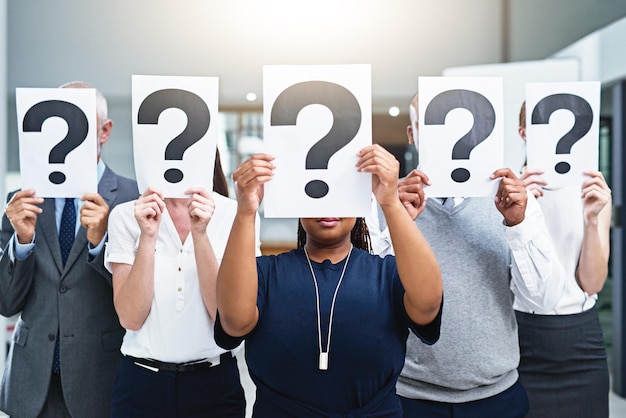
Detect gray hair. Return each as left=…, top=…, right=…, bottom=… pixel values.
left=59, top=81, right=109, bottom=129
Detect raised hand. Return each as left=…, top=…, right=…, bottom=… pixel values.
left=232, top=154, right=275, bottom=215
left=356, top=144, right=399, bottom=208
left=491, top=168, right=527, bottom=226
left=185, top=187, right=216, bottom=235
left=4, top=189, right=43, bottom=244
left=581, top=170, right=612, bottom=223
left=80, top=193, right=110, bottom=246
left=133, top=187, right=165, bottom=238
left=520, top=168, right=548, bottom=198
left=397, top=169, right=430, bottom=220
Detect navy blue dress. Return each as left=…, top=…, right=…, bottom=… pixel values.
left=216, top=248, right=441, bottom=417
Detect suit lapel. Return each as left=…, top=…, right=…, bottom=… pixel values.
left=97, top=166, right=119, bottom=207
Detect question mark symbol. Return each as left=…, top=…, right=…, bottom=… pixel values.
left=137, top=89, right=210, bottom=183
left=270, top=81, right=361, bottom=198
left=531, top=93, right=592, bottom=174
left=424, top=89, right=496, bottom=183
left=22, top=100, right=89, bottom=185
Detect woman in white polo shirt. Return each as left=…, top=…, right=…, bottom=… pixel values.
left=105, top=154, right=260, bottom=418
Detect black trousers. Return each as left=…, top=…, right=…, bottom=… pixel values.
left=111, top=354, right=246, bottom=418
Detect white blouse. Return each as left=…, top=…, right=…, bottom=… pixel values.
left=105, top=192, right=261, bottom=363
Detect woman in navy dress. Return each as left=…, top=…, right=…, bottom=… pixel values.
left=215, top=145, right=443, bottom=417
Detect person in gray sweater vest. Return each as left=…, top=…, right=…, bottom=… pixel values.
left=368, top=93, right=566, bottom=418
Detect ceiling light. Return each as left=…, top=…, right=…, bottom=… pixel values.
left=246, top=92, right=257, bottom=101
left=388, top=106, right=400, bottom=117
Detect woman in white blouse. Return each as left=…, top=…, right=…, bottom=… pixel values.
left=105, top=152, right=260, bottom=417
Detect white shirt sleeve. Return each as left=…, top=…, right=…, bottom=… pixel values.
left=365, top=195, right=394, bottom=257
left=104, top=203, right=138, bottom=273
left=506, top=192, right=567, bottom=313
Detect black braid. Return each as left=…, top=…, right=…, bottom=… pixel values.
left=297, top=218, right=372, bottom=254
left=351, top=218, right=372, bottom=253
left=297, top=220, right=307, bottom=249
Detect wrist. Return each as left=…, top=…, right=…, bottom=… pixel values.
left=584, top=215, right=600, bottom=227
left=16, top=232, right=35, bottom=245
left=236, top=205, right=258, bottom=218
left=504, top=216, right=524, bottom=227
left=139, top=230, right=159, bottom=242
left=378, top=192, right=401, bottom=210
left=191, top=227, right=208, bottom=238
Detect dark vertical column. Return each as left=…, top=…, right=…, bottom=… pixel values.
left=612, top=81, right=626, bottom=396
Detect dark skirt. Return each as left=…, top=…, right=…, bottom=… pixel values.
left=515, top=307, right=609, bottom=418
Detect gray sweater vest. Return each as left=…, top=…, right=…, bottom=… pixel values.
left=395, top=197, right=520, bottom=403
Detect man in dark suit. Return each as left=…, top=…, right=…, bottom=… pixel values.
left=0, top=81, right=139, bottom=417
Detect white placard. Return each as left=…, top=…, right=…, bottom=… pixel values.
left=418, top=77, right=504, bottom=198
left=525, top=81, right=600, bottom=188
left=132, top=75, right=218, bottom=197
left=16, top=88, right=98, bottom=197
left=263, top=65, right=372, bottom=218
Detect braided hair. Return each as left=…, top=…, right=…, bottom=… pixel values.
left=297, top=218, right=372, bottom=254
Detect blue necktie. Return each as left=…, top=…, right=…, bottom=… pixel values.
left=59, top=197, right=76, bottom=266
left=54, top=198, right=75, bottom=373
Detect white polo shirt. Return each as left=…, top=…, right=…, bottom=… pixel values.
left=105, top=192, right=261, bottom=363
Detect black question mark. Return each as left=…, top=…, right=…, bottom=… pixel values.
left=22, top=100, right=89, bottom=185
left=137, top=89, right=210, bottom=183
left=424, top=89, right=496, bottom=183
left=531, top=93, right=593, bottom=174
left=270, top=81, right=361, bottom=198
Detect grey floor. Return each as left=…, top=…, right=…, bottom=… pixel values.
left=610, top=389, right=626, bottom=417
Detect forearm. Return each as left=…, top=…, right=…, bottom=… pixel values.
left=508, top=199, right=567, bottom=312
left=113, top=235, right=156, bottom=331
left=383, top=200, right=442, bottom=325
left=577, top=206, right=611, bottom=295
left=193, top=231, right=219, bottom=321
left=216, top=212, right=259, bottom=336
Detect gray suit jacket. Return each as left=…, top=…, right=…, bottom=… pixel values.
left=0, top=167, right=138, bottom=418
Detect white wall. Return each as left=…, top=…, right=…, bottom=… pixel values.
left=552, top=16, right=626, bottom=85
left=508, top=0, right=626, bottom=62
